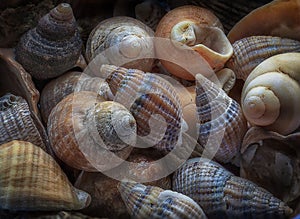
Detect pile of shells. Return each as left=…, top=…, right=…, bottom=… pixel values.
left=1, top=0, right=300, bottom=218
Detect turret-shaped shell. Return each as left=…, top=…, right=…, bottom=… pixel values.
left=40, top=71, right=113, bottom=124
left=0, top=140, right=90, bottom=211
left=241, top=52, right=300, bottom=135
left=99, top=64, right=182, bottom=154
left=119, top=181, right=207, bottom=219
left=85, top=16, right=155, bottom=72
left=226, top=36, right=300, bottom=80
left=47, top=91, right=136, bottom=171
left=195, top=73, right=247, bottom=163
left=15, top=3, right=83, bottom=80
left=172, top=157, right=293, bottom=218
left=155, top=5, right=233, bottom=80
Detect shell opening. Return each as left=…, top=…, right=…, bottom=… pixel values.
left=119, top=35, right=143, bottom=59
left=170, top=21, right=197, bottom=45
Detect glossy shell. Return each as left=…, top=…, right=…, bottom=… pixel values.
left=15, top=3, right=83, bottom=80
left=0, top=140, right=90, bottom=211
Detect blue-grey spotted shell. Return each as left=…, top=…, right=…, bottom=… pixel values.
left=172, top=157, right=293, bottom=219
left=118, top=181, right=207, bottom=219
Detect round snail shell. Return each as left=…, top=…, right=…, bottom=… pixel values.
left=47, top=91, right=136, bottom=171
left=241, top=52, right=300, bottom=135
left=15, top=3, right=83, bottom=80
left=85, top=16, right=155, bottom=72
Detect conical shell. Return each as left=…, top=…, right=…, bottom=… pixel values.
left=99, top=64, right=182, bottom=154
left=226, top=36, right=300, bottom=80
left=15, top=3, right=83, bottom=80
left=195, top=73, right=247, bottom=163
left=0, top=140, right=90, bottom=211
left=172, top=157, right=293, bottom=219
left=119, top=181, right=207, bottom=219
left=47, top=91, right=136, bottom=171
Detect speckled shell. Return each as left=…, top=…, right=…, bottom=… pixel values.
left=118, top=181, right=207, bottom=219
left=99, top=64, right=182, bottom=154
left=226, top=36, right=300, bottom=80
left=0, top=140, right=91, bottom=211
left=195, top=73, right=247, bottom=163
left=172, top=157, right=293, bottom=219
left=40, top=71, right=113, bottom=124
left=0, top=93, right=49, bottom=152
left=85, top=16, right=155, bottom=72
left=15, top=3, right=83, bottom=80
left=47, top=91, right=136, bottom=171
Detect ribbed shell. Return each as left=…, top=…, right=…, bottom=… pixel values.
left=100, top=64, right=182, bottom=154
left=0, top=93, right=47, bottom=151
left=226, top=36, right=300, bottom=80
left=40, top=71, right=112, bottom=124
left=119, top=181, right=207, bottom=219
left=15, top=3, right=82, bottom=80
left=0, top=140, right=90, bottom=211
left=47, top=91, right=136, bottom=171
left=172, top=157, right=293, bottom=219
left=195, top=74, right=247, bottom=163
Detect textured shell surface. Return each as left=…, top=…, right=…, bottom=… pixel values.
left=172, top=157, right=293, bottom=219
left=195, top=73, right=247, bottom=163
left=15, top=3, right=83, bottom=80
left=0, top=140, right=91, bottom=211
left=99, top=64, right=182, bottom=154
left=118, top=181, right=207, bottom=219
left=226, top=36, right=300, bottom=80
left=40, top=71, right=113, bottom=124
left=47, top=91, right=136, bottom=171
left=241, top=52, right=300, bottom=135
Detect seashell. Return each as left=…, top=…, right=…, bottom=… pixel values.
left=240, top=126, right=300, bottom=203
left=155, top=5, right=233, bottom=80
left=0, top=140, right=91, bottom=211
left=241, top=52, right=300, bottom=135
left=85, top=16, right=155, bottom=72
left=195, top=73, right=247, bottom=163
left=118, top=181, right=207, bottom=219
left=15, top=3, right=83, bottom=80
left=0, top=93, right=49, bottom=152
left=172, top=157, right=293, bottom=219
left=40, top=71, right=113, bottom=124
left=47, top=91, right=136, bottom=171
left=228, top=0, right=300, bottom=43
left=99, top=64, right=182, bottom=154
left=226, top=36, right=300, bottom=80
left=214, top=68, right=236, bottom=93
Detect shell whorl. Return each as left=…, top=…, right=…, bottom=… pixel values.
left=226, top=36, right=300, bottom=80
left=241, top=52, right=300, bottom=135
left=15, top=3, right=82, bottom=80
left=195, top=74, right=247, bottom=163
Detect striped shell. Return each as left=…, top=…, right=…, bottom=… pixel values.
left=40, top=71, right=113, bottom=124
left=99, top=64, right=182, bottom=154
left=226, top=36, right=300, bottom=80
left=15, top=3, right=82, bottom=80
left=47, top=91, right=136, bottom=171
left=0, top=140, right=90, bottom=211
left=172, top=157, right=293, bottom=219
left=118, top=181, right=207, bottom=219
left=195, top=73, right=247, bottom=163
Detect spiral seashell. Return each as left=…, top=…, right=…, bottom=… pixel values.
left=118, top=181, right=207, bottom=219
left=99, top=64, right=182, bottom=154
left=40, top=71, right=113, bottom=124
left=85, top=16, right=155, bottom=72
left=47, top=91, right=136, bottom=171
left=226, top=36, right=300, bottom=80
left=241, top=52, right=300, bottom=135
left=155, top=5, right=233, bottom=80
left=172, top=157, right=293, bottom=218
left=0, top=140, right=91, bottom=211
left=195, top=73, right=247, bottom=163
left=15, top=3, right=83, bottom=80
